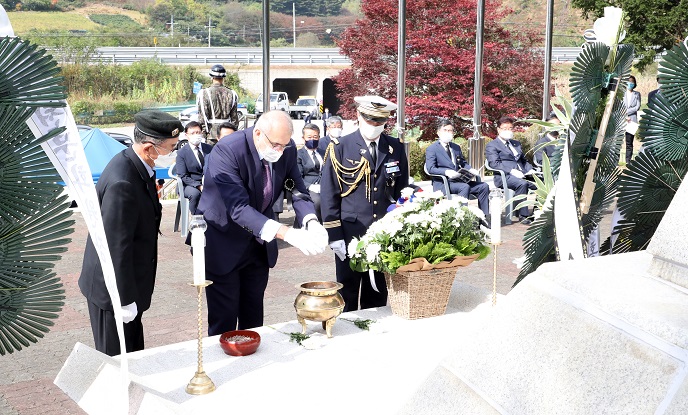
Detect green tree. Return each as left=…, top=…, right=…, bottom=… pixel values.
left=571, top=0, right=688, bottom=71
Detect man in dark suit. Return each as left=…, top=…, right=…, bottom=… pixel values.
left=534, top=116, right=560, bottom=166
left=320, top=96, right=409, bottom=311
left=79, top=111, right=183, bottom=356
left=485, top=116, right=537, bottom=224
left=297, top=123, right=325, bottom=222
left=425, top=119, right=489, bottom=217
left=196, top=110, right=328, bottom=336
left=176, top=121, right=212, bottom=214
left=321, top=107, right=331, bottom=136
left=318, top=115, right=343, bottom=153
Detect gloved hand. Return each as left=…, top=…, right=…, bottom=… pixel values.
left=445, top=169, right=460, bottom=179
left=284, top=228, right=325, bottom=255
left=121, top=302, right=138, bottom=324
left=305, top=220, right=329, bottom=249
left=308, top=184, right=321, bottom=194
left=510, top=169, right=525, bottom=179
left=525, top=169, right=536, bottom=176
left=329, top=239, right=347, bottom=261
left=469, top=168, right=479, bottom=176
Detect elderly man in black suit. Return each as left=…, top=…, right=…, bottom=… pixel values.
left=176, top=121, right=212, bottom=214
left=485, top=116, right=537, bottom=225
left=296, top=123, right=325, bottom=222
left=79, top=110, right=183, bottom=356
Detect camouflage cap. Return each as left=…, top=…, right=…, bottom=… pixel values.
left=134, top=110, right=183, bottom=139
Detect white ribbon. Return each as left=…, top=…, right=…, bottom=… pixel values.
left=369, top=269, right=379, bottom=293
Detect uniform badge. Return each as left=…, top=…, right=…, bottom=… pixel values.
left=359, top=148, right=367, bottom=155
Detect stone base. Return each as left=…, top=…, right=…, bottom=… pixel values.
left=402, top=251, right=688, bottom=414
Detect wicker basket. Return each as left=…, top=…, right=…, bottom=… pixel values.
left=384, top=266, right=460, bottom=320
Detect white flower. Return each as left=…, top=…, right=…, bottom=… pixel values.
left=400, top=187, right=415, bottom=199
left=365, top=243, right=382, bottom=262
left=466, top=205, right=486, bottom=220
left=348, top=238, right=360, bottom=257
left=415, top=190, right=445, bottom=200
left=593, top=7, right=624, bottom=48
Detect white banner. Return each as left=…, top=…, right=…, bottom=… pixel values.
left=26, top=104, right=130, bottom=413
left=554, top=137, right=586, bottom=261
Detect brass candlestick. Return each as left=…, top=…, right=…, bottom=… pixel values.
left=186, top=281, right=215, bottom=395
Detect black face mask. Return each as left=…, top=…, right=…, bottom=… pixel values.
left=305, top=139, right=319, bottom=149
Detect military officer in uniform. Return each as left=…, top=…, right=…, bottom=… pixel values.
left=197, top=64, right=239, bottom=143
left=320, top=96, right=409, bottom=311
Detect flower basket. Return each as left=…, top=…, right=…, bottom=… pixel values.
left=384, top=254, right=478, bottom=319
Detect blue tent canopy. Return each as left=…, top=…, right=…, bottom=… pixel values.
left=80, top=128, right=126, bottom=183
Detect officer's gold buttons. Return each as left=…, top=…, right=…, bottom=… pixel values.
left=373, top=214, right=377, bottom=218
left=373, top=187, right=378, bottom=191
left=373, top=201, right=377, bottom=205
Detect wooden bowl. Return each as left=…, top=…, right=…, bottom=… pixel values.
left=219, top=330, right=261, bottom=356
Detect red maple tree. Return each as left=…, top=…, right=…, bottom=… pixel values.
left=333, top=0, right=545, bottom=139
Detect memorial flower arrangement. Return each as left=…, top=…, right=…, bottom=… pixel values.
left=348, top=189, right=490, bottom=275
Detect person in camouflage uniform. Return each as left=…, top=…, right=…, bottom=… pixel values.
left=197, top=64, right=239, bottom=143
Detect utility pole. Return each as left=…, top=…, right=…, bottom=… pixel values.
left=292, top=3, right=296, bottom=48
left=205, top=17, right=215, bottom=47
left=262, top=0, right=271, bottom=114
left=543, top=0, right=555, bottom=120
left=397, top=0, right=407, bottom=168
left=470, top=0, right=486, bottom=172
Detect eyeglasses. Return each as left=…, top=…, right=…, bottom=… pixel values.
left=148, top=143, right=175, bottom=156
left=262, top=131, right=293, bottom=151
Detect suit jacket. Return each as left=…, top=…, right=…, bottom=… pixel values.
left=297, top=146, right=325, bottom=186
left=624, top=90, right=641, bottom=123
left=177, top=142, right=212, bottom=189
left=485, top=137, right=533, bottom=175
left=534, top=134, right=556, bottom=165
left=79, top=147, right=162, bottom=312
left=318, top=134, right=332, bottom=153
left=320, top=130, right=409, bottom=243
left=196, top=127, right=316, bottom=275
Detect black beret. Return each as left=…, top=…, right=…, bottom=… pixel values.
left=134, top=110, right=183, bottom=139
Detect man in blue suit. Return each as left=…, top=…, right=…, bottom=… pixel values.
left=485, top=116, right=537, bottom=224
left=296, top=123, right=325, bottom=222
left=320, top=96, right=408, bottom=311
left=425, top=118, right=489, bottom=217
left=176, top=121, right=212, bottom=214
left=196, top=110, right=328, bottom=335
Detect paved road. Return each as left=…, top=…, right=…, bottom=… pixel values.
left=0, top=197, right=531, bottom=414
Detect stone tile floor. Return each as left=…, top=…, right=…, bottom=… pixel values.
left=0, top=200, right=531, bottom=415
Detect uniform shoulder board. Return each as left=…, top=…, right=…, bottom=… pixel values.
left=331, top=137, right=340, bottom=145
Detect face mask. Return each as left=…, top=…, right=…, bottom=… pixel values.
left=188, top=134, right=202, bottom=146
left=304, top=139, right=319, bottom=150
left=628, top=82, right=636, bottom=90
left=438, top=132, right=453, bottom=144
left=499, top=130, right=514, bottom=140
left=261, top=147, right=282, bottom=163
left=358, top=118, right=385, bottom=140
left=329, top=128, right=342, bottom=138
left=154, top=148, right=177, bottom=168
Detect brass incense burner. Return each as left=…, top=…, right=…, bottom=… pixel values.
left=294, top=281, right=345, bottom=338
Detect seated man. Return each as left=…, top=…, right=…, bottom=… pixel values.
left=297, top=123, right=325, bottom=222
left=176, top=121, right=212, bottom=214
left=425, top=119, right=489, bottom=218
left=534, top=115, right=560, bottom=166
left=485, top=116, right=537, bottom=225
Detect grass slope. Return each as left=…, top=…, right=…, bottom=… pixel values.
left=7, top=4, right=147, bottom=35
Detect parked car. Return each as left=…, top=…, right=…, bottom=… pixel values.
left=180, top=104, right=248, bottom=127
left=255, top=92, right=289, bottom=115
left=290, top=97, right=320, bottom=120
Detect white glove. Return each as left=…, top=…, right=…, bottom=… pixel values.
left=510, top=169, right=525, bottom=179
left=329, top=239, right=347, bottom=261
left=305, top=220, right=329, bottom=250
left=308, top=183, right=321, bottom=193
left=121, top=302, right=138, bottom=324
left=284, top=228, right=325, bottom=255
left=469, top=168, right=479, bottom=176
left=445, top=169, right=460, bottom=179
left=525, top=169, right=536, bottom=176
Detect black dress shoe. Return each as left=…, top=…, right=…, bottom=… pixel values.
left=519, top=216, right=532, bottom=225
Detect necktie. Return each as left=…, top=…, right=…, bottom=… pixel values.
left=370, top=142, right=377, bottom=167
left=445, top=144, right=454, bottom=166
left=505, top=141, right=523, bottom=171
left=312, top=151, right=320, bottom=171
left=260, top=159, right=273, bottom=212
left=196, top=146, right=205, bottom=167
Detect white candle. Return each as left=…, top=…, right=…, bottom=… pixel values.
left=191, top=230, right=205, bottom=285
left=490, top=197, right=502, bottom=244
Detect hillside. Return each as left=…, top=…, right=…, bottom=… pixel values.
left=8, top=5, right=147, bottom=33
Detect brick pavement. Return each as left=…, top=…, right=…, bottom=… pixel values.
left=0, top=199, right=530, bottom=415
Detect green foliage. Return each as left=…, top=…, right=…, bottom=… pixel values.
left=342, top=318, right=375, bottom=330
left=571, top=0, right=688, bottom=72
left=89, top=14, right=142, bottom=30
left=348, top=193, right=490, bottom=274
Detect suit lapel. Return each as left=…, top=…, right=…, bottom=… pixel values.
left=245, top=128, right=266, bottom=210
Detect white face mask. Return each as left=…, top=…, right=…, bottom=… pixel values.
left=154, top=149, right=177, bottom=168
left=358, top=118, right=385, bottom=140
left=438, top=131, right=453, bottom=144
left=261, top=147, right=282, bottom=163
left=329, top=128, right=342, bottom=138
left=188, top=134, right=202, bottom=146
left=499, top=130, right=514, bottom=140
